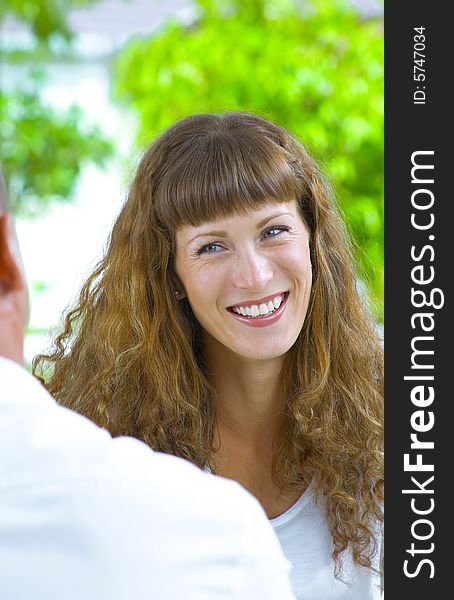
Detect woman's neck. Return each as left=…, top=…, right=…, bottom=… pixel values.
left=203, top=336, right=305, bottom=518
left=203, top=335, right=286, bottom=447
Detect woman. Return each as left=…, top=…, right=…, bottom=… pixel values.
left=34, top=112, right=383, bottom=599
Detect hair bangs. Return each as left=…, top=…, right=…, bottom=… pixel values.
left=154, top=126, right=302, bottom=230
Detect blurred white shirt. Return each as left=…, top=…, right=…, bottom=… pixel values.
left=0, top=356, right=295, bottom=600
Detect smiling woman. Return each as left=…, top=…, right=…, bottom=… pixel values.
left=33, top=112, right=384, bottom=600
left=175, top=202, right=312, bottom=360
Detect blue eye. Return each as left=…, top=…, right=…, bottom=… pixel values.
left=196, top=242, right=223, bottom=255
left=262, top=226, right=289, bottom=239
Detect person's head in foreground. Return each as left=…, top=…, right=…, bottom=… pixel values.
left=35, top=112, right=384, bottom=594
left=0, top=166, right=296, bottom=600
left=0, top=171, right=29, bottom=364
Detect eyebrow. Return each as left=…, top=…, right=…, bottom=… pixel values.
left=187, top=211, right=295, bottom=246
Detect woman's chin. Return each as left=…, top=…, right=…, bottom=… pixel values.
left=226, top=339, right=295, bottom=362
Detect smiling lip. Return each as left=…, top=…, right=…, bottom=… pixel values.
left=227, top=292, right=289, bottom=328
left=228, top=291, right=287, bottom=309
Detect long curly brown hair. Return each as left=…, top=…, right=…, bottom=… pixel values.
left=34, top=112, right=383, bottom=575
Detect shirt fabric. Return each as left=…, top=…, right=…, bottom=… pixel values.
left=0, top=356, right=295, bottom=600
left=270, top=486, right=383, bottom=600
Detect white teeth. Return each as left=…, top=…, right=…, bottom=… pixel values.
left=259, top=303, right=269, bottom=315
left=273, top=295, right=283, bottom=309
left=230, top=293, right=286, bottom=319
left=250, top=305, right=260, bottom=317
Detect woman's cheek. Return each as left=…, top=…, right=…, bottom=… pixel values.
left=276, top=243, right=311, bottom=274
left=186, top=264, right=222, bottom=303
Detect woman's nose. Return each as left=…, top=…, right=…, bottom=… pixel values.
left=230, top=248, right=274, bottom=292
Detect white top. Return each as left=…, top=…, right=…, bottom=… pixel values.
left=0, top=356, right=295, bottom=600
left=270, top=486, right=383, bottom=600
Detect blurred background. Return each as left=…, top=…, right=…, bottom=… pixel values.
left=0, top=0, right=383, bottom=368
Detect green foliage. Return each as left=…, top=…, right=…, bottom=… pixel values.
left=1, top=84, right=113, bottom=216
left=113, top=0, right=383, bottom=319
left=0, top=0, right=112, bottom=217
left=0, top=0, right=100, bottom=42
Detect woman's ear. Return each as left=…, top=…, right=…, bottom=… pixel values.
left=170, top=272, right=186, bottom=300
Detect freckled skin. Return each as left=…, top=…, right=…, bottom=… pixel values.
left=175, top=201, right=312, bottom=362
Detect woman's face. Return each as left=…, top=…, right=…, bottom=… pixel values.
left=175, top=200, right=312, bottom=362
